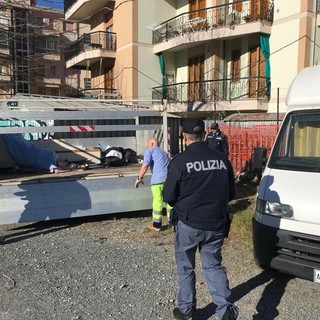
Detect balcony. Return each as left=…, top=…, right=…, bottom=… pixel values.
left=65, top=0, right=114, bottom=22
left=0, top=47, right=10, bottom=56
left=81, top=88, right=120, bottom=99
left=0, top=75, right=11, bottom=82
left=153, top=0, right=273, bottom=53
left=65, top=31, right=116, bottom=69
left=34, top=36, right=60, bottom=60
left=35, top=77, right=61, bottom=86
left=152, top=76, right=270, bottom=112
left=34, top=52, right=61, bottom=61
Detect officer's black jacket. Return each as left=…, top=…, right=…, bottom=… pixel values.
left=163, top=141, right=235, bottom=231
left=205, top=130, right=229, bottom=155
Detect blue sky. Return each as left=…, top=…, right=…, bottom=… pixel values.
left=36, top=0, right=64, bottom=9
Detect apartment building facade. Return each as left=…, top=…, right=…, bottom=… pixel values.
left=65, top=0, right=165, bottom=100
left=0, top=0, right=82, bottom=99
left=64, top=0, right=320, bottom=116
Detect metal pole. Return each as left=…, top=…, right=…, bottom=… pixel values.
left=162, top=100, right=169, bottom=154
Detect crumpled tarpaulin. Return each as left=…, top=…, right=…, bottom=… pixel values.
left=3, top=134, right=57, bottom=171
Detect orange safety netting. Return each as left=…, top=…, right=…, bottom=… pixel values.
left=219, top=125, right=280, bottom=174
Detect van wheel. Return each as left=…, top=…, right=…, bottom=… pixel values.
left=254, top=255, right=271, bottom=270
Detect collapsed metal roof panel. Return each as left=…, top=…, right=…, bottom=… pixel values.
left=224, top=112, right=286, bottom=122
left=0, top=94, right=159, bottom=112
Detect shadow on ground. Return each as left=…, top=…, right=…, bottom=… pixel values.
left=195, top=269, right=293, bottom=320
left=0, top=210, right=151, bottom=246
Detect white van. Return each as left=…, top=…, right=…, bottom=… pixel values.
left=252, top=65, right=320, bottom=282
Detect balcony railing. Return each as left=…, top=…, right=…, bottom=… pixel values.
left=65, top=31, right=116, bottom=62
left=153, top=0, right=273, bottom=44
left=152, top=76, right=270, bottom=103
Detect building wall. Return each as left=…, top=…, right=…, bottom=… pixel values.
left=268, top=0, right=317, bottom=112
left=110, top=0, right=175, bottom=100
left=0, top=6, right=12, bottom=98
left=152, top=0, right=320, bottom=114
left=64, top=0, right=320, bottom=113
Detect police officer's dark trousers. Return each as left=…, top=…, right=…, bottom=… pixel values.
left=174, top=220, right=232, bottom=318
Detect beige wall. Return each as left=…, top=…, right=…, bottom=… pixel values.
left=112, top=0, right=175, bottom=100
left=267, top=0, right=318, bottom=112
left=113, top=0, right=135, bottom=99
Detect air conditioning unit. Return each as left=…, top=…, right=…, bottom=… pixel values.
left=226, top=12, right=236, bottom=25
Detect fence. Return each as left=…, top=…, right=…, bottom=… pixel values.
left=220, top=124, right=280, bottom=174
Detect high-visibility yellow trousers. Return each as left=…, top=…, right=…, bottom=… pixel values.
left=151, top=183, right=172, bottom=228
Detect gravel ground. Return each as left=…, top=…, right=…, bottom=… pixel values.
left=0, top=210, right=320, bottom=320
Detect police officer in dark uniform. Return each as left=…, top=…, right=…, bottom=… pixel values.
left=205, top=122, right=229, bottom=155
left=163, top=119, right=239, bottom=320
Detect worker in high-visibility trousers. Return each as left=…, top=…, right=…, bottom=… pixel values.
left=136, top=138, right=171, bottom=231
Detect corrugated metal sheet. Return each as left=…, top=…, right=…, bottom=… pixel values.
left=224, top=112, right=285, bottom=127
left=0, top=93, right=154, bottom=112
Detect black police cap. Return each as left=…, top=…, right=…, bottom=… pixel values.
left=182, top=118, right=205, bottom=134
left=211, top=122, right=219, bottom=129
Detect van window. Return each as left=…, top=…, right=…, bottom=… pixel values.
left=269, top=111, right=320, bottom=172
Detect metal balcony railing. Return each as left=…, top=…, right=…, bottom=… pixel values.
left=81, top=88, right=120, bottom=99
left=65, top=31, right=116, bottom=62
left=153, top=0, right=273, bottom=44
left=152, top=76, right=270, bottom=103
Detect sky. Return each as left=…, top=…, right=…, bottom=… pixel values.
left=36, top=0, right=64, bottom=10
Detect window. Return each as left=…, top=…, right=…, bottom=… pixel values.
left=50, top=65, right=56, bottom=76
left=231, top=50, right=241, bottom=80
left=188, top=55, right=205, bottom=101
left=106, top=25, right=115, bottom=49
left=233, top=1, right=242, bottom=12
left=38, top=65, right=45, bottom=77
left=84, top=78, right=91, bottom=89
left=64, top=21, right=74, bottom=32
left=270, top=111, right=320, bottom=172
left=251, top=0, right=269, bottom=20
left=35, top=36, right=59, bottom=54
left=65, top=68, right=78, bottom=77
left=37, top=17, right=44, bottom=25
left=189, top=0, right=206, bottom=19
left=249, top=46, right=265, bottom=97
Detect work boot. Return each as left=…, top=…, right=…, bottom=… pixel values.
left=173, top=307, right=195, bottom=320
left=146, top=223, right=161, bottom=232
